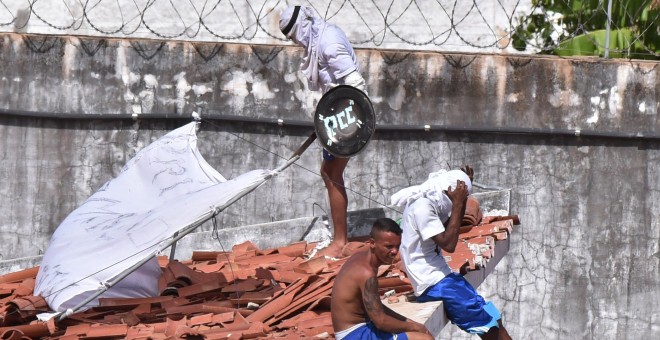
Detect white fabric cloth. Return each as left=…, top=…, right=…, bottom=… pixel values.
left=279, top=5, right=360, bottom=94
left=35, top=122, right=273, bottom=312
left=394, top=169, right=473, bottom=295
left=334, top=322, right=367, bottom=340
left=390, top=169, right=472, bottom=211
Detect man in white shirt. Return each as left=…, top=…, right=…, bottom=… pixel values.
left=393, top=167, right=512, bottom=339
left=280, top=5, right=367, bottom=258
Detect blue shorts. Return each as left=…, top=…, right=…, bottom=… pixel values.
left=417, top=273, right=501, bottom=334
left=322, top=148, right=336, bottom=161
left=338, top=322, right=408, bottom=340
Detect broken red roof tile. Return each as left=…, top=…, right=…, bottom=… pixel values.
left=376, top=265, right=391, bottom=277
left=265, top=257, right=305, bottom=272
left=244, top=280, right=306, bottom=324
left=218, top=268, right=256, bottom=281
left=156, top=256, right=169, bottom=268
left=228, top=288, right=277, bottom=306
left=221, top=278, right=264, bottom=294
left=189, top=312, right=215, bottom=326
left=275, top=242, right=308, bottom=258
left=270, top=283, right=333, bottom=324
left=0, top=211, right=517, bottom=339
left=193, top=261, right=226, bottom=273
left=201, top=300, right=254, bottom=317
left=235, top=254, right=295, bottom=266
left=210, top=312, right=236, bottom=325
left=254, top=268, right=277, bottom=281
left=295, top=312, right=332, bottom=330
left=84, top=323, right=128, bottom=338
left=232, top=241, right=259, bottom=256
left=63, top=323, right=90, bottom=336
left=0, top=322, right=52, bottom=339
left=482, top=214, right=520, bottom=225
left=340, top=242, right=368, bottom=258
left=462, top=196, right=483, bottom=227
left=0, top=268, right=39, bottom=285
left=99, top=296, right=173, bottom=308
left=305, top=295, right=331, bottom=312
left=175, top=279, right=229, bottom=298
left=11, top=279, right=34, bottom=298
left=124, top=324, right=156, bottom=339
left=493, top=231, right=508, bottom=240
left=241, top=321, right=267, bottom=338
left=175, top=324, right=203, bottom=338
left=295, top=257, right=328, bottom=275
left=276, top=270, right=309, bottom=284
left=163, top=315, right=186, bottom=337
left=192, top=251, right=227, bottom=262
left=302, top=325, right=334, bottom=338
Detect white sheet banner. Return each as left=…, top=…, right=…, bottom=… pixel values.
left=35, top=122, right=272, bottom=312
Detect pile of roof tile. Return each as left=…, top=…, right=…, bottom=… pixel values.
left=0, top=211, right=518, bottom=339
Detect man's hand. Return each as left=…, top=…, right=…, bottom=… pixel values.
left=447, top=180, right=469, bottom=206
left=461, top=165, right=474, bottom=183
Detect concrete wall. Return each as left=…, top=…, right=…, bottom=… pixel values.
left=0, top=34, right=659, bottom=338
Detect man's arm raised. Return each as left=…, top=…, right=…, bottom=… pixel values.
left=430, top=180, right=469, bottom=253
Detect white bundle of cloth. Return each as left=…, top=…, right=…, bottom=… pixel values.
left=390, top=169, right=472, bottom=211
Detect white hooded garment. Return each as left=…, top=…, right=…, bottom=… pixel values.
left=279, top=5, right=363, bottom=94
left=34, top=122, right=273, bottom=312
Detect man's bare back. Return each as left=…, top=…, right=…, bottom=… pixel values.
left=331, top=250, right=373, bottom=330
left=330, top=218, right=432, bottom=340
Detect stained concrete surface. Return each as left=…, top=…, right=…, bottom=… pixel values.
left=0, top=34, right=659, bottom=338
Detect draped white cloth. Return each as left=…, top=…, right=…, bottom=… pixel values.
left=390, top=169, right=472, bottom=211
left=279, top=5, right=360, bottom=94
left=35, top=122, right=273, bottom=312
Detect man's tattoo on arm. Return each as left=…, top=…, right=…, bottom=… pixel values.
left=363, top=277, right=382, bottom=313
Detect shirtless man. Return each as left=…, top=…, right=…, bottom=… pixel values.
left=331, top=218, right=433, bottom=340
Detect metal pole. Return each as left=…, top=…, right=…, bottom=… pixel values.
left=169, top=231, right=179, bottom=260
left=604, top=0, right=613, bottom=58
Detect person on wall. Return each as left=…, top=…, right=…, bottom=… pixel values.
left=279, top=5, right=368, bottom=258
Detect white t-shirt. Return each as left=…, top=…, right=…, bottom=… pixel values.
left=317, top=24, right=360, bottom=93
left=400, top=197, right=454, bottom=295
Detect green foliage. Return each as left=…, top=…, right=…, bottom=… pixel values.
left=511, top=0, right=660, bottom=59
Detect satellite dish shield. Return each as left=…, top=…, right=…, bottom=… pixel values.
left=313, top=85, right=376, bottom=158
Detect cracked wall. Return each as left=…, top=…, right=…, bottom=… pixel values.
left=0, top=34, right=659, bottom=338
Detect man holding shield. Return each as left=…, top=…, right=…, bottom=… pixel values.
left=279, top=5, right=367, bottom=258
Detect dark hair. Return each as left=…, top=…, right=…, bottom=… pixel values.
left=370, top=218, right=402, bottom=238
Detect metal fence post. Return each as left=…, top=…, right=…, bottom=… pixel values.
left=604, top=0, right=613, bottom=58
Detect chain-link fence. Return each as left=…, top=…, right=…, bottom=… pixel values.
left=0, top=1, right=658, bottom=58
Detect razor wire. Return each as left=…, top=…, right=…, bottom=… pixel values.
left=0, top=0, right=526, bottom=52
left=0, top=0, right=657, bottom=57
